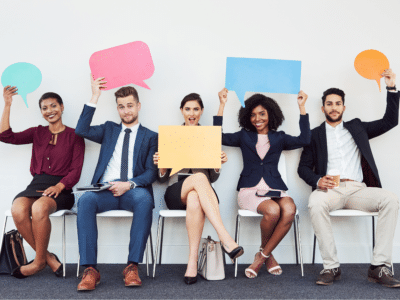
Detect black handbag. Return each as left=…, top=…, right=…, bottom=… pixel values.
left=0, top=230, right=27, bottom=274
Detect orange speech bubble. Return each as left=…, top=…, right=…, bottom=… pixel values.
left=354, top=50, right=389, bottom=92
left=158, top=126, right=221, bottom=175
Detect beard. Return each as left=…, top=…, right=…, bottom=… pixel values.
left=121, top=114, right=138, bottom=124
left=325, top=111, right=343, bottom=123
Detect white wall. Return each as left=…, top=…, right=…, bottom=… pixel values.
left=1, top=0, right=400, bottom=265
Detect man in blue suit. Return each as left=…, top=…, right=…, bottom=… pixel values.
left=75, top=76, right=157, bottom=290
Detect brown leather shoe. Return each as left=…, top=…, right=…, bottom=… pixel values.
left=368, top=266, right=400, bottom=288
left=123, top=264, right=142, bottom=287
left=316, top=267, right=341, bottom=285
left=77, top=267, right=100, bottom=291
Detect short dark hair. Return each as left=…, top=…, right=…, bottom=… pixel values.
left=115, top=86, right=139, bottom=103
left=322, top=88, right=345, bottom=105
left=238, top=94, right=284, bottom=132
left=38, top=92, right=63, bottom=108
left=180, top=93, right=204, bottom=109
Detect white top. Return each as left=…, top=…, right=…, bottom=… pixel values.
left=325, top=121, right=363, bottom=182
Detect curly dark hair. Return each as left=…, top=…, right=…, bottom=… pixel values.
left=238, top=94, right=284, bottom=132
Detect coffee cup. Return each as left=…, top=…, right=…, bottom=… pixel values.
left=328, top=169, right=340, bottom=188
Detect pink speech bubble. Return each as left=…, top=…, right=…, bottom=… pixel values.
left=89, top=41, right=154, bottom=90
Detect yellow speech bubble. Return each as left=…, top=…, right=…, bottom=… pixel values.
left=158, top=126, right=222, bottom=175
left=354, top=49, right=389, bottom=92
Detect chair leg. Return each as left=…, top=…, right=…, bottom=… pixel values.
left=149, top=231, right=154, bottom=265
left=372, top=216, right=375, bottom=250
left=159, top=217, right=165, bottom=265
left=293, top=217, right=299, bottom=265
left=77, top=253, right=80, bottom=278
left=295, top=214, right=304, bottom=277
left=62, top=214, right=66, bottom=278
left=146, top=236, right=149, bottom=277
left=0, top=216, right=8, bottom=256
left=234, top=214, right=241, bottom=278
left=152, top=215, right=163, bottom=278
left=312, top=235, right=316, bottom=264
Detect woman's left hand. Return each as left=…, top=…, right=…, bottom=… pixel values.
left=40, top=183, right=64, bottom=198
left=297, top=90, right=308, bottom=106
left=221, top=151, right=228, bottom=164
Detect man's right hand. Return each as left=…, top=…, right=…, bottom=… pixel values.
left=90, top=74, right=107, bottom=103
left=3, top=86, right=18, bottom=106
left=317, top=175, right=336, bottom=190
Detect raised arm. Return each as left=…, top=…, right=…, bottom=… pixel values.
left=1, top=86, right=17, bottom=134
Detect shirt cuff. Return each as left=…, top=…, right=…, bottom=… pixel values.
left=86, top=102, right=97, bottom=108
left=316, top=177, right=322, bottom=188
left=159, top=170, right=167, bottom=177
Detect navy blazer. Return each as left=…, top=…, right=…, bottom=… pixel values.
left=298, top=91, right=399, bottom=190
left=214, top=114, right=311, bottom=191
left=75, top=105, right=158, bottom=197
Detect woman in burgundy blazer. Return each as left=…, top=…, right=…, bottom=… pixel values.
left=215, top=88, right=310, bottom=279
left=0, top=86, right=85, bottom=278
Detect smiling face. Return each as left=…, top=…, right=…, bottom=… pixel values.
left=250, top=105, right=269, bottom=134
left=40, top=98, right=64, bottom=124
left=181, top=100, right=203, bottom=126
left=117, top=95, right=141, bottom=126
left=322, top=94, right=346, bottom=124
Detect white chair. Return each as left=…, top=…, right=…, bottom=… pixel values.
left=234, top=153, right=304, bottom=277
left=0, top=209, right=76, bottom=278
left=312, top=209, right=394, bottom=273
left=76, top=210, right=154, bottom=278
left=152, top=210, right=186, bottom=278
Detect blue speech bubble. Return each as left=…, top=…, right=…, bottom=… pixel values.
left=225, top=57, right=301, bottom=107
left=1, top=62, right=42, bottom=108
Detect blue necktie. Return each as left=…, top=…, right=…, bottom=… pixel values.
left=121, top=128, right=131, bottom=181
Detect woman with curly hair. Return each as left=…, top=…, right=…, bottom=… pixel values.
left=214, top=89, right=310, bottom=278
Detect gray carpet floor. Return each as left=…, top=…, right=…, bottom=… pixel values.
left=0, top=264, right=399, bottom=299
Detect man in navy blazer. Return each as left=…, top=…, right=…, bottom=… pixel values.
left=74, top=76, right=157, bottom=290
left=298, top=69, right=400, bottom=287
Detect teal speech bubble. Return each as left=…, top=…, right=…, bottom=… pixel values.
left=1, top=62, right=42, bottom=108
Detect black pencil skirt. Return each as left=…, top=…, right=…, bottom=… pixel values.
left=13, top=174, right=75, bottom=211
left=164, top=176, right=219, bottom=210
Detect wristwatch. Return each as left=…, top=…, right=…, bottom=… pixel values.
left=128, top=181, right=136, bottom=190
left=386, top=85, right=397, bottom=91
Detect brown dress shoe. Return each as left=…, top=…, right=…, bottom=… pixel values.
left=123, top=264, right=142, bottom=287
left=368, top=266, right=400, bottom=288
left=77, top=267, right=101, bottom=291
left=316, top=267, right=341, bottom=285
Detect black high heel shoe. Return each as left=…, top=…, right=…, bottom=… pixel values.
left=52, top=253, right=63, bottom=278
left=11, top=266, right=28, bottom=279
left=184, top=275, right=198, bottom=285
left=222, top=245, right=244, bottom=262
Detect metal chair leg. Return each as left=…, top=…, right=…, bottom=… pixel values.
left=62, top=214, right=66, bottom=278
left=77, top=254, right=80, bottom=278
left=0, top=216, right=8, bottom=256
left=312, top=235, right=316, bottom=264
left=293, top=216, right=299, bottom=265
left=152, top=215, right=163, bottom=278
left=146, top=236, right=149, bottom=277
left=295, top=214, right=304, bottom=277
left=149, top=231, right=154, bottom=264
left=234, top=214, right=241, bottom=278
left=372, top=216, right=375, bottom=250
left=159, top=217, right=165, bottom=265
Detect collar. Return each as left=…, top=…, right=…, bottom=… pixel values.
left=325, top=121, right=343, bottom=131
left=121, top=123, right=140, bottom=133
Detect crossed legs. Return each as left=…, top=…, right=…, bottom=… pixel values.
left=245, top=197, right=296, bottom=278
left=181, top=173, right=240, bottom=277
left=11, top=196, right=60, bottom=276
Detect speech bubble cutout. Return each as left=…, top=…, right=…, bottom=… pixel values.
left=1, top=62, right=42, bottom=108
left=89, top=41, right=155, bottom=91
left=354, top=50, right=389, bottom=92
left=226, top=57, right=301, bottom=107
left=158, top=126, right=222, bottom=175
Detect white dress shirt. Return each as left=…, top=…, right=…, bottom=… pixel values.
left=325, top=121, right=363, bottom=182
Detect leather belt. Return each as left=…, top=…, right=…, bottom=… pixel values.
left=340, top=179, right=355, bottom=182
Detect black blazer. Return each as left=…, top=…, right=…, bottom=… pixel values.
left=214, top=114, right=311, bottom=191
left=298, top=91, right=400, bottom=190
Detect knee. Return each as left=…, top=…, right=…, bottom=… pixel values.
left=191, top=173, right=209, bottom=186
left=186, top=191, right=202, bottom=212
left=382, top=191, right=399, bottom=210
left=31, top=202, right=51, bottom=221
left=308, top=193, right=328, bottom=214
left=11, top=202, right=29, bottom=223
left=77, top=193, right=96, bottom=212
left=280, top=200, right=296, bottom=222
left=261, top=203, right=280, bottom=222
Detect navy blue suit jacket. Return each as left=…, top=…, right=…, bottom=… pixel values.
left=214, top=114, right=311, bottom=191
left=75, top=105, right=158, bottom=197
left=298, top=91, right=400, bottom=190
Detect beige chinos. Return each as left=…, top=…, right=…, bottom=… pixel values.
left=309, top=181, right=399, bottom=269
